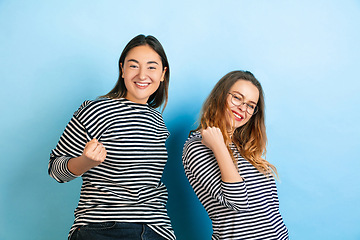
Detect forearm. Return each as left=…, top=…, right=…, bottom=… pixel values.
left=183, top=135, right=249, bottom=212
left=67, top=155, right=99, bottom=176
left=212, top=143, right=243, bottom=183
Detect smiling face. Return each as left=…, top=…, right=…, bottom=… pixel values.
left=120, top=45, right=166, bottom=104
left=227, top=80, right=259, bottom=131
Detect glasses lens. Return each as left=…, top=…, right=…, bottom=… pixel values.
left=230, top=93, right=258, bottom=115
left=248, top=106, right=258, bottom=115
left=231, top=94, right=243, bottom=106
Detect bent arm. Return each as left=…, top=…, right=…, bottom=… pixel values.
left=48, top=154, right=80, bottom=183
left=208, top=137, right=243, bottom=183
left=183, top=134, right=249, bottom=212
left=67, top=139, right=106, bottom=176
left=48, top=117, right=89, bottom=183
left=201, top=127, right=243, bottom=183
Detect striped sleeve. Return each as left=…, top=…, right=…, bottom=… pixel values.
left=270, top=178, right=280, bottom=210
left=48, top=108, right=89, bottom=183
left=220, top=181, right=249, bottom=211
left=182, top=134, right=249, bottom=212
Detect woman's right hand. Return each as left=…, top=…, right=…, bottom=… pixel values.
left=82, top=138, right=107, bottom=165
left=201, top=127, right=226, bottom=151
left=68, top=138, right=107, bottom=176
left=201, top=127, right=243, bottom=182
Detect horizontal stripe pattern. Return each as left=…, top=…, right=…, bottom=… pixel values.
left=182, top=132, right=288, bottom=240
left=49, top=98, right=175, bottom=240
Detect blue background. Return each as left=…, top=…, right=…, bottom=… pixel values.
left=1, top=1, right=359, bottom=239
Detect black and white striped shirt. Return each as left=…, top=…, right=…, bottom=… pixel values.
left=49, top=98, right=175, bottom=240
left=182, top=132, right=289, bottom=240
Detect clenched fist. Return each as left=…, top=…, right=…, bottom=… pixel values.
left=82, top=138, right=107, bottom=164
left=68, top=138, right=107, bottom=176
left=201, top=127, right=226, bottom=151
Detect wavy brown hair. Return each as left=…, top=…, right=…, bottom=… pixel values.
left=100, top=34, right=170, bottom=112
left=192, top=70, right=278, bottom=177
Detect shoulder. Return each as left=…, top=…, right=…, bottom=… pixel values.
left=182, top=132, right=216, bottom=172
left=183, top=132, right=211, bottom=159
left=73, top=100, right=93, bottom=116
left=184, top=132, right=202, bottom=146
left=147, top=106, right=164, bottom=119
left=73, top=98, right=126, bottom=118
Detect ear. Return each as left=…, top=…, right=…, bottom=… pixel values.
left=160, top=67, right=167, bottom=82
left=120, top=63, right=124, bottom=78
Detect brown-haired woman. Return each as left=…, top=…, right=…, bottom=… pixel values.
left=49, top=34, right=175, bottom=240
left=182, top=70, right=289, bottom=239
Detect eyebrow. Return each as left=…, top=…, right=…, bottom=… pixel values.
left=127, top=59, right=159, bottom=65
left=232, top=92, right=257, bottom=105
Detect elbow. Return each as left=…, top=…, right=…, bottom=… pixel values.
left=219, top=196, right=249, bottom=212
left=218, top=181, right=250, bottom=211
left=49, top=171, right=66, bottom=183
left=230, top=200, right=250, bottom=212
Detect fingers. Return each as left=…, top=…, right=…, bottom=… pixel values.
left=201, top=127, right=222, bottom=137
left=201, top=127, right=225, bottom=150
left=98, top=147, right=107, bottom=161
left=93, top=142, right=107, bottom=161
left=83, top=138, right=107, bottom=163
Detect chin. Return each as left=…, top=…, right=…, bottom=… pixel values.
left=235, top=121, right=247, bottom=129
left=236, top=122, right=245, bottom=128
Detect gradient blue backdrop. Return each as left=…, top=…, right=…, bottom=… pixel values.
left=1, top=1, right=359, bottom=239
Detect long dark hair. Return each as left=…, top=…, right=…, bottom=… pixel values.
left=101, top=34, right=170, bottom=111
left=193, top=70, right=278, bottom=177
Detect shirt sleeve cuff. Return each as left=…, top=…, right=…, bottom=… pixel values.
left=220, top=180, right=249, bottom=211
left=50, top=156, right=81, bottom=183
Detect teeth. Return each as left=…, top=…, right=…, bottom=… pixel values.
left=233, top=112, right=243, bottom=119
left=136, top=82, right=149, bottom=87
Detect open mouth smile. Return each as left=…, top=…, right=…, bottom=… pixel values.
left=135, top=82, right=150, bottom=88
left=232, top=111, right=244, bottom=121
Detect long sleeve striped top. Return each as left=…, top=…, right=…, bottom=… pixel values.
left=48, top=98, right=176, bottom=240
left=182, top=132, right=289, bottom=240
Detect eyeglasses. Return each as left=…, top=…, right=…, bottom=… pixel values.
left=228, top=92, right=258, bottom=115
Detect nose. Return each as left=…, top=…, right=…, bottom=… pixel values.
left=139, top=67, right=147, bottom=80
left=237, top=103, right=247, bottom=112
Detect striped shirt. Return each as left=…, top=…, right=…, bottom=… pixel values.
left=48, top=98, right=175, bottom=240
left=182, top=132, right=289, bottom=240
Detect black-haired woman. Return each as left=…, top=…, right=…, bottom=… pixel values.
left=49, top=34, right=175, bottom=240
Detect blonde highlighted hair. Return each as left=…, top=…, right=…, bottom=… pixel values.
left=192, top=70, right=278, bottom=177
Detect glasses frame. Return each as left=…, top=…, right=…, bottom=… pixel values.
left=228, top=92, right=258, bottom=115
